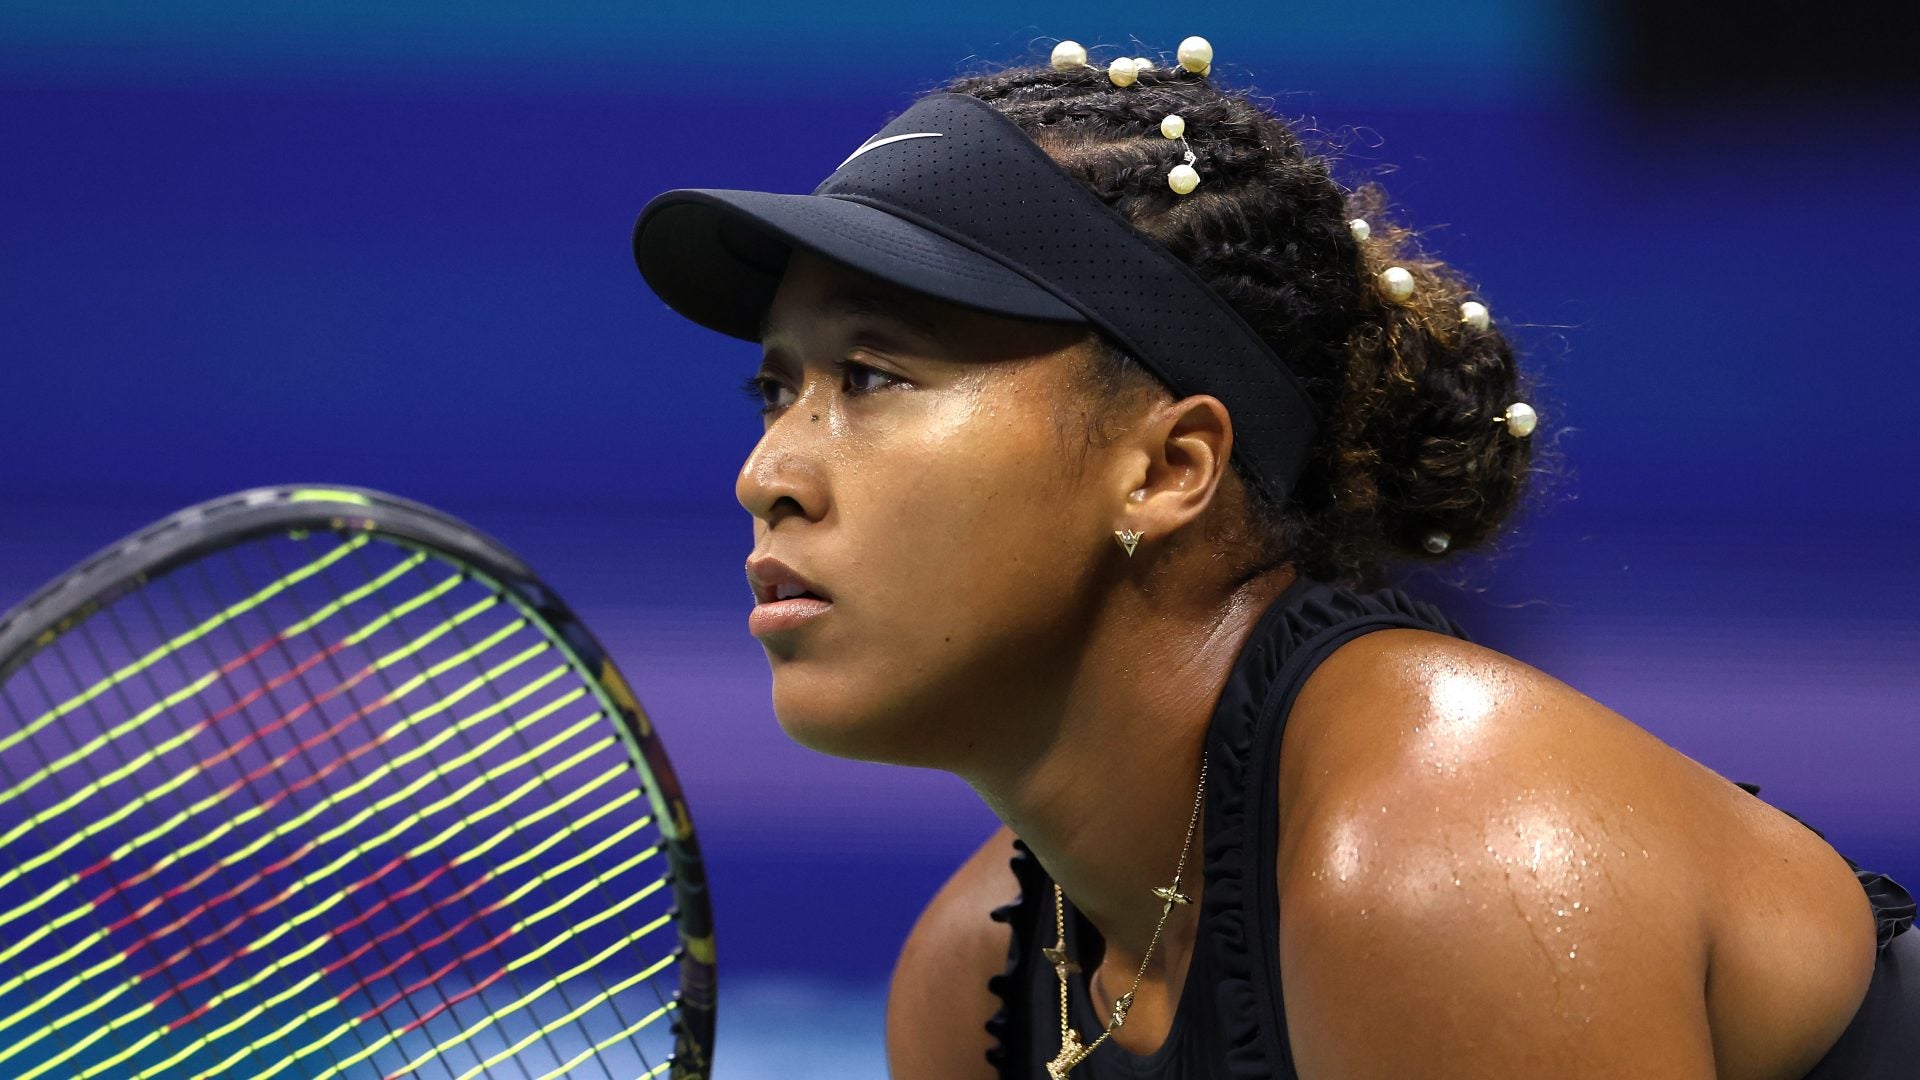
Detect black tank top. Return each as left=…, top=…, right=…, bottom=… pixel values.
left=983, top=574, right=1917, bottom=1079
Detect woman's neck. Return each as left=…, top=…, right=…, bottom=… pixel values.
left=959, top=566, right=1296, bottom=983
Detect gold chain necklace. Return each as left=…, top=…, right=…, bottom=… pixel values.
left=1044, top=756, right=1208, bottom=1079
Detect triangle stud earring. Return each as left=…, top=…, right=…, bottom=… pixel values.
left=1113, top=529, right=1142, bottom=558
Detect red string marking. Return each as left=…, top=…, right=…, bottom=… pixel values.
left=362, top=925, right=517, bottom=1028
left=91, top=682, right=406, bottom=928
left=145, top=864, right=503, bottom=1029
left=320, top=873, right=491, bottom=975
left=79, top=654, right=376, bottom=899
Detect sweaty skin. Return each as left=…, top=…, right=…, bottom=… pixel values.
left=739, top=250, right=1879, bottom=1079
left=1272, top=628, right=1880, bottom=1080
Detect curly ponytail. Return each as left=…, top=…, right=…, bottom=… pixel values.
left=937, top=53, right=1563, bottom=590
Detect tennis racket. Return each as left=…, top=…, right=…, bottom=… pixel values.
left=0, top=485, right=714, bottom=1079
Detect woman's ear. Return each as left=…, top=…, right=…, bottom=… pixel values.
left=1114, top=393, right=1234, bottom=542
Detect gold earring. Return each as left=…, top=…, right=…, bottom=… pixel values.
left=1114, top=529, right=1142, bottom=557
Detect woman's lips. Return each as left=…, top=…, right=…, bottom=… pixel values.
left=745, top=553, right=833, bottom=636
left=748, top=595, right=833, bottom=636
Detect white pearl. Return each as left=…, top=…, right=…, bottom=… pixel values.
left=1161, top=114, right=1185, bottom=139
left=1503, top=402, right=1538, bottom=437
left=1377, top=266, right=1415, bottom=303
left=1168, top=163, right=1200, bottom=194
left=1423, top=530, right=1451, bottom=555
left=1460, top=300, right=1490, bottom=330
left=1051, top=40, right=1088, bottom=69
left=1177, top=36, right=1213, bottom=73
left=1133, top=57, right=1154, bottom=74
left=1348, top=217, right=1371, bottom=242
left=1108, top=57, right=1139, bottom=87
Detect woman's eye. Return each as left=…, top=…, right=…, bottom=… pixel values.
left=738, top=374, right=794, bottom=414
left=738, top=359, right=903, bottom=416
left=839, top=359, right=900, bottom=395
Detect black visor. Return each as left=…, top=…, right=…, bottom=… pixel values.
left=632, top=92, right=1320, bottom=510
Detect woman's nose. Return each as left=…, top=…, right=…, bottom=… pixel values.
left=735, top=407, right=828, bottom=526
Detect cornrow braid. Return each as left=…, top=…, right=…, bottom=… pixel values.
left=933, top=54, right=1560, bottom=591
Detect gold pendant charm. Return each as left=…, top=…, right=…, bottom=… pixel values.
left=1152, top=884, right=1192, bottom=905
left=1046, top=1030, right=1089, bottom=1079
left=1042, top=944, right=1081, bottom=979
left=1109, top=990, right=1135, bottom=1029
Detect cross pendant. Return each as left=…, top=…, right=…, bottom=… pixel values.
left=1046, top=1031, right=1088, bottom=1079
left=1151, top=884, right=1192, bottom=905
left=1042, top=944, right=1081, bottom=980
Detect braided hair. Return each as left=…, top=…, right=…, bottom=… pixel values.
left=936, top=57, right=1561, bottom=592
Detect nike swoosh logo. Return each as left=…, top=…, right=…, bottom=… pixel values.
left=837, top=131, right=944, bottom=170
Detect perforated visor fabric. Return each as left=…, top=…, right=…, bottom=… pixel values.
left=635, top=189, right=1085, bottom=336
left=632, top=92, right=1320, bottom=509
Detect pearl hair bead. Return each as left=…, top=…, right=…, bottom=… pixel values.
left=1460, top=301, right=1490, bottom=331
left=1177, top=36, right=1213, bottom=73
left=1423, top=530, right=1451, bottom=555
left=1051, top=40, right=1088, bottom=70
left=1502, top=402, right=1538, bottom=437
left=1377, top=265, right=1415, bottom=303
left=1348, top=218, right=1371, bottom=242
left=1161, top=114, right=1185, bottom=139
left=1133, top=57, right=1154, bottom=73
left=1168, top=163, right=1201, bottom=194
left=1108, top=57, right=1139, bottom=87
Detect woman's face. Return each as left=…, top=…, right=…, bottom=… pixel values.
left=737, top=249, right=1124, bottom=767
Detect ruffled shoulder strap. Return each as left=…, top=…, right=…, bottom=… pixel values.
left=984, top=836, right=1050, bottom=1077
left=1860, top=871, right=1918, bottom=949
left=1202, top=578, right=1468, bottom=1078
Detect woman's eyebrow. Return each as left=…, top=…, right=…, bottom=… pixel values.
left=837, top=293, right=943, bottom=343
left=760, top=291, right=942, bottom=345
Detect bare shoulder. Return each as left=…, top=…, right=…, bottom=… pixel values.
left=1270, top=628, right=1877, bottom=1080
left=886, top=823, right=1023, bottom=1080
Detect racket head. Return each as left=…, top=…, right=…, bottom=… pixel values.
left=0, top=484, right=714, bottom=1079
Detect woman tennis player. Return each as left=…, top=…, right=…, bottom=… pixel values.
left=630, top=39, right=1916, bottom=1080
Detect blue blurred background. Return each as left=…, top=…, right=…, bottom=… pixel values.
left=2, top=2, right=1915, bottom=1076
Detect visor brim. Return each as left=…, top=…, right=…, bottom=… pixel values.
left=632, top=188, right=1086, bottom=342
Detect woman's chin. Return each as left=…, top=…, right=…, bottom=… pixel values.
left=772, top=707, right=890, bottom=762
left=770, top=685, right=933, bottom=766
